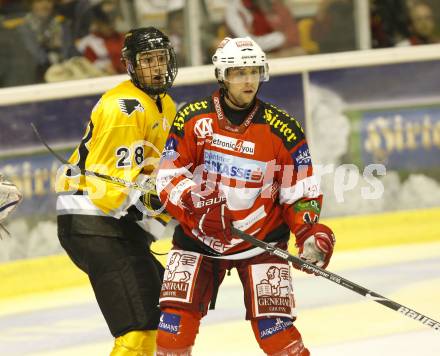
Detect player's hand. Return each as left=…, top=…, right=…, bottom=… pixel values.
left=197, top=203, right=233, bottom=244
left=181, top=185, right=233, bottom=243
left=0, top=177, right=22, bottom=222
left=295, top=223, right=335, bottom=269
left=180, top=183, right=225, bottom=214
left=141, top=191, right=163, bottom=212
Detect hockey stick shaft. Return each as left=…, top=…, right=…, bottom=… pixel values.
left=30, top=123, right=156, bottom=195
left=231, top=226, right=440, bottom=332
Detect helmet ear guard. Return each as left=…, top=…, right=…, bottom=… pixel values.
left=214, top=67, right=224, bottom=83
left=124, top=60, right=134, bottom=73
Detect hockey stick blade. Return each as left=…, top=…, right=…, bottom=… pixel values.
left=231, top=226, right=440, bottom=332
left=0, top=223, right=10, bottom=238
left=30, top=123, right=155, bottom=195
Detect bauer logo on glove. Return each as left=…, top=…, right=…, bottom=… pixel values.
left=181, top=185, right=233, bottom=244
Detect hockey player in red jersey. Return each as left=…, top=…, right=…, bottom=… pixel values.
left=155, top=37, right=336, bottom=356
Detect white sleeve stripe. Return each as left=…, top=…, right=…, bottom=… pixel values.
left=199, top=212, right=207, bottom=235
left=248, top=228, right=261, bottom=236
left=169, top=178, right=196, bottom=206
left=156, top=167, right=192, bottom=194
left=279, top=175, right=320, bottom=205
left=219, top=184, right=261, bottom=210
left=232, top=205, right=266, bottom=232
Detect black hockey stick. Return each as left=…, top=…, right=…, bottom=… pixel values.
left=231, top=226, right=440, bottom=332
left=30, top=123, right=156, bottom=194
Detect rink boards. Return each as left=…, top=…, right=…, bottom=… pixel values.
left=1, top=207, right=439, bottom=300
left=0, top=207, right=440, bottom=355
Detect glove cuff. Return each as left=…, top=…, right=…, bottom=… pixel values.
left=294, top=223, right=335, bottom=248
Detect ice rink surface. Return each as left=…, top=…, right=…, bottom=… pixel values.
left=1, top=242, right=439, bottom=356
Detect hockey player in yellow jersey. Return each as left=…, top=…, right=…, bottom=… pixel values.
left=56, top=27, right=178, bottom=356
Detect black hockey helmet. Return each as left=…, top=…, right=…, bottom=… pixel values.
left=121, top=27, right=178, bottom=96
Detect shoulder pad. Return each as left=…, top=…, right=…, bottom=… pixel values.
left=262, top=103, right=305, bottom=149
left=172, top=98, right=211, bottom=132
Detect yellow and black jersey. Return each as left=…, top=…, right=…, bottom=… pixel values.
left=56, top=80, right=176, bottom=221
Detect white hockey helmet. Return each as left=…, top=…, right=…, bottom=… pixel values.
left=212, top=37, right=269, bottom=83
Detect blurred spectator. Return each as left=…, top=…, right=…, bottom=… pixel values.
left=0, top=0, right=27, bottom=18
left=55, top=0, right=93, bottom=41
left=310, top=0, right=356, bottom=53
left=1, top=0, right=77, bottom=85
left=1, top=1, right=28, bottom=52
left=76, top=2, right=125, bottom=74
left=225, top=0, right=304, bottom=57
left=370, top=0, right=411, bottom=47
left=44, top=56, right=105, bottom=82
left=166, top=0, right=187, bottom=66
left=397, top=0, right=440, bottom=45
left=99, top=0, right=132, bottom=33
left=200, top=0, right=228, bottom=65
left=134, top=0, right=168, bottom=30
left=426, top=0, right=440, bottom=26
left=297, top=16, right=320, bottom=54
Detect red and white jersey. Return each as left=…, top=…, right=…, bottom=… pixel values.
left=156, top=90, right=320, bottom=257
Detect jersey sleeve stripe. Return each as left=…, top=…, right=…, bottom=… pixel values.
left=288, top=138, right=307, bottom=155
left=232, top=205, right=267, bottom=232
left=76, top=121, right=94, bottom=170
left=168, top=178, right=196, bottom=205
left=156, top=167, right=192, bottom=194
left=279, top=175, right=320, bottom=205
left=219, top=184, right=261, bottom=210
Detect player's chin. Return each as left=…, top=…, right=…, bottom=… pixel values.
left=241, top=91, right=256, bottom=103
left=144, top=81, right=165, bottom=90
